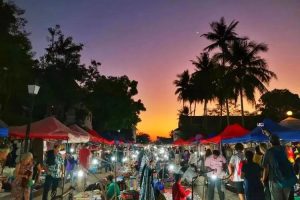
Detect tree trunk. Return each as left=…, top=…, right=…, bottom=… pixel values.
left=203, top=100, right=208, bottom=116
left=194, top=102, right=197, bottom=116
left=220, top=103, right=223, bottom=129
left=225, top=99, right=230, bottom=125
left=222, top=56, right=230, bottom=126
left=189, top=102, right=192, bottom=116
left=240, top=88, right=245, bottom=126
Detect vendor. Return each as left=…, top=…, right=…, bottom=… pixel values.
left=172, top=173, right=190, bottom=200
left=106, top=174, right=120, bottom=200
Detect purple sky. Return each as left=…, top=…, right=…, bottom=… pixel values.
left=14, top=0, right=300, bottom=138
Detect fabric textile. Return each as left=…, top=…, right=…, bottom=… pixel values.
left=106, top=182, right=120, bottom=199
left=79, top=148, right=90, bottom=169
left=207, top=178, right=224, bottom=200
left=44, top=151, right=64, bottom=178
left=42, top=175, right=60, bottom=200
left=269, top=181, right=291, bottom=200
left=11, top=163, right=33, bottom=200
left=172, top=182, right=190, bottom=200
left=242, top=162, right=264, bottom=200
left=229, top=153, right=245, bottom=182
left=205, top=155, right=226, bottom=178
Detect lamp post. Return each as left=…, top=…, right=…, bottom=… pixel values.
left=24, top=84, right=40, bottom=153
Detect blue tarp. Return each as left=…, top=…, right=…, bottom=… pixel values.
left=0, top=120, right=8, bottom=137
left=222, top=118, right=290, bottom=144
left=0, top=128, right=8, bottom=137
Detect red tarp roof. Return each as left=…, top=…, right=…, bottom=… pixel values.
left=87, top=129, right=113, bottom=145
left=9, top=116, right=81, bottom=142
left=173, top=137, right=195, bottom=145
left=201, top=124, right=249, bottom=144
left=69, top=124, right=90, bottom=143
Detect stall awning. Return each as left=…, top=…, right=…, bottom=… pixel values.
left=9, top=116, right=81, bottom=142
left=87, top=129, right=113, bottom=145
left=0, top=119, right=8, bottom=137
left=173, top=137, right=195, bottom=145
left=280, top=117, right=300, bottom=130
left=69, top=124, right=90, bottom=143
left=201, top=124, right=249, bottom=144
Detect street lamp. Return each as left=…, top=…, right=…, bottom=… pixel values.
left=24, top=84, right=40, bottom=152
left=287, top=111, right=293, bottom=116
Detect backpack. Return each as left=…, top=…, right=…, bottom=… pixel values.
left=271, top=147, right=297, bottom=188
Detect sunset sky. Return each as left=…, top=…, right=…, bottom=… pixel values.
left=15, top=0, right=300, bottom=139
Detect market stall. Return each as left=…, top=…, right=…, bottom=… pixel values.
left=0, top=120, right=8, bottom=138
left=280, top=117, right=300, bottom=130
left=9, top=116, right=82, bottom=143
left=201, top=124, right=249, bottom=144
left=69, top=124, right=90, bottom=143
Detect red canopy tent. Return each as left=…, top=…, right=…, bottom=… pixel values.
left=173, top=137, right=195, bottom=145
left=9, top=116, right=81, bottom=142
left=201, top=124, right=249, bottom=144
left=87, top=129, right=113, bottom=145
left=69, top=124, right=90, bottom=143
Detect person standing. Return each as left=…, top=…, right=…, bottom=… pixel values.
left=42, top=144, right=64, bottom=200
left=205, top=150, right=226, bottom=200
left=262, top=135, right=297, bottom=200
left=253, top=146, right=263, bottom=165
left=64, top=153, right=77, bottom=186
left=228, top=143, right=245, bottom=200
left=260, top=143, right=271, bottom=200
left=79, top=144, right=91, bottom=170
left=11, top=152, right=33, bottom=200
left=241, top=150, right=264, bottom=200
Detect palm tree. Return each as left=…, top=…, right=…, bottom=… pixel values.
left=225, top=39, right=277, bottom=126
left=190, top=52, right=217, bottom=116
left=201, top=17, right=244, bottom=125
left=174, top=70, right=194, bottom=113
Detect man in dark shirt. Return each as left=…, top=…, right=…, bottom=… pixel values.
left=262, top=135, right=295, bottom=200
left=241, top=150, right=264, bottom=200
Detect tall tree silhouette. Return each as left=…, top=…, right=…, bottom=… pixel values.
left=0, top=0, right=35, bottom=123
left=201, top=17, right=244, bottom=125
left=190, top=52, right=217, bottom=116
left=174, top=70, right=193, bottom=113
left=224, top=40, right=276, bottom=125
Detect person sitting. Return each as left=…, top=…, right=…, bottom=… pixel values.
left=172, top=173, right=190, bottom=200
left=106, top=174, right=120, bottom=200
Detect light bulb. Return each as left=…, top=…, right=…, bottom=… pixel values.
left=78, top=170, right=84, bottom=177
left=92, top=159, right=98, bottom=165
left=211, top=174, right=217, bottom=180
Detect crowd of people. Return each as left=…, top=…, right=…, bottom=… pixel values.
left=0, top=134, right=300, bottom=200
left=138, top=135, right=299, bottom=200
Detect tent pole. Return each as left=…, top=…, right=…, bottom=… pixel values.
left=61, top=139, right=67, bottom=198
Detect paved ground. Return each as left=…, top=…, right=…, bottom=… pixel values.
left=34, top=171, right=239, bottom=200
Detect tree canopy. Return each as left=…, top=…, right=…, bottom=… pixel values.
left=258, top=89, right=300, bottom=121
left=0, top=0, right=35, bottom=124
left=0, top=1, right=146, bottom=138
